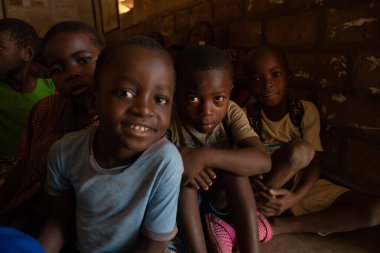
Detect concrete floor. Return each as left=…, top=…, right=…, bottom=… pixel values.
left=259, top=226, right=380, bottom=253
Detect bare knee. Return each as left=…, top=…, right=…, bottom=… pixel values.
left=287, top=139, right=315, bottom=169
left=364, top=197, right=380, bottom=227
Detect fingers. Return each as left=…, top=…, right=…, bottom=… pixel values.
left=187, top=180, right=200, bottom=190
left=194, top=174, right=210, bottom=191
left=204, top=168, right=217, bottom=180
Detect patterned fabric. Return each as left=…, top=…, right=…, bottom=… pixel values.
left=1, top=95, right=97, bottom=212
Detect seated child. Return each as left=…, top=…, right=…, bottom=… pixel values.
left=167, top=45, right=272, bottom=253
left=186, top=21, right=248, bottom=106
left=0, top=18, right=55, bottom=180
left=38, top=37, right=183, bottom=253
left=0, top=21, right=103, bottom=220
left=244, top=44, right=380, bottom=238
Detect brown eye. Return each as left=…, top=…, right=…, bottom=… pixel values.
left=116, top=90, right=134, bottom=98
left=272, top=71, right=282, bottom=78
left=188, top=96, right=200, bottom=103
left=155, top=96, right=168, bottom=105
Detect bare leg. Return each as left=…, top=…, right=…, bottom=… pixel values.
left=177, top=186, right=207, bottom=253
left=271, top=191, right=380, bottom=235
left=221, top=173, right=260, bottom=253
left=264, top=139, right=315, bottom=189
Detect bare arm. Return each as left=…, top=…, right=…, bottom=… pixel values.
left=38, top=194, right=75, bottom=253
left=182, top=136, right=270, bottom=179
left=130, top=236, right=168, bottom=253
left=256, top=152, right=320, bottom=216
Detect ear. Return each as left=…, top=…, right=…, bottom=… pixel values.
left=22, top=46, right=34, bottom=62
left=85, top=89, right=98, bottom=117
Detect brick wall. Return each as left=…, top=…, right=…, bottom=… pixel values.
left=108, top=0, right=380, bottom=196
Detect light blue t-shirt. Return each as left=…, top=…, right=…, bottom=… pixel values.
left=45, top=127, right=183, bottom=253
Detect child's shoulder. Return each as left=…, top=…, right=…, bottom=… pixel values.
left=145, top=137, right=181, bottom=160
left=52, top=128, right=93, bottom=153
left=138, top=137, right=184, bottom=174
left=300, top=99, right=319, bottom=116
left=35, top=78, right=56, bottom=91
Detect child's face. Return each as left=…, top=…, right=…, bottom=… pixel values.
left=95, top=46, right=175, bottom=153
left=248, top=52, right=288, bottom=107
left=0, top=31, right=26, bottom=76
left=176, top=68, right=232, bottom=134
left=188, top=23, right=214, bottom=46
left=43, top=32, right=100, bottom=98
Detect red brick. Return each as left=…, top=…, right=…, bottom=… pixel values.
left=326, top=5, right=380, bottom=43
left=287, top=52, right=349, bottom=89
left=229, top=20, right=262, bottom=48
left=214, top=0, right=243, bottom=23
left=266, top=14, right=318, bottom=47
left=355, top=51, right=380, bottom=93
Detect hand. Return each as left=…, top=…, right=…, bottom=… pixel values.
left=251, top=175, right=267, bottom=194
left=256, top=187, right=298, bottom=217
left=180, top=147, right=216, bottom=190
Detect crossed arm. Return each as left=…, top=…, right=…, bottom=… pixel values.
left=180, top=136, right=271, bottom=190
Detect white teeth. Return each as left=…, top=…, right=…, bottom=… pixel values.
left=128, top=124, right=150, bottom=132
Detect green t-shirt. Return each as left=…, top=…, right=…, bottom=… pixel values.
left=0, top=78, right=55, bottom=156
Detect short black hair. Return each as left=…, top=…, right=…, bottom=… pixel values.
left=42, top=21, right=105, bottom=53
left=0, top=18, right=40, bottom=56
left=175, top=45, right=233, bottom=87
left=245, top=44, right=289, bottom=79
left=187, top=21, right=215, bottom=45
left=93, top=36, right=172, bottom=88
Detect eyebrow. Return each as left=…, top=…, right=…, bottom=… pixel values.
left=117, top=76, right=172, bottom=92
left=47, top=50, right=93, bottom=65
left=116, top=75, right=141, bottom=86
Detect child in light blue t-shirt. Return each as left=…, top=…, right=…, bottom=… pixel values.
left=38, top=37, right=183, bottom=253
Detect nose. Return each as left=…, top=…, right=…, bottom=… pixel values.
left=199, top=100, right=212, bottom=117
left=64, top=63, right=81, bottom=82
left=130, top=96, right=154, bottom=117
left=262, top=75, right=274, bottom=89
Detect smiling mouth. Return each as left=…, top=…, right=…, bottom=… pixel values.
left=264, top=91, right=280, bottom=97
left=126, top=123, right=153, bottom=133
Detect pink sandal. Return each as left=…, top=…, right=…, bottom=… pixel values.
left=257, top=211, right=272, bottom=243
left=205, top=213, right=237, bottom=253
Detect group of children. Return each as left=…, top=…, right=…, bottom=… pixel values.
left=0, top=17, right=379, bottom=253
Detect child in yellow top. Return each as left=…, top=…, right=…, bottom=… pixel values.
left=244, top=44, right=380, bottom=238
